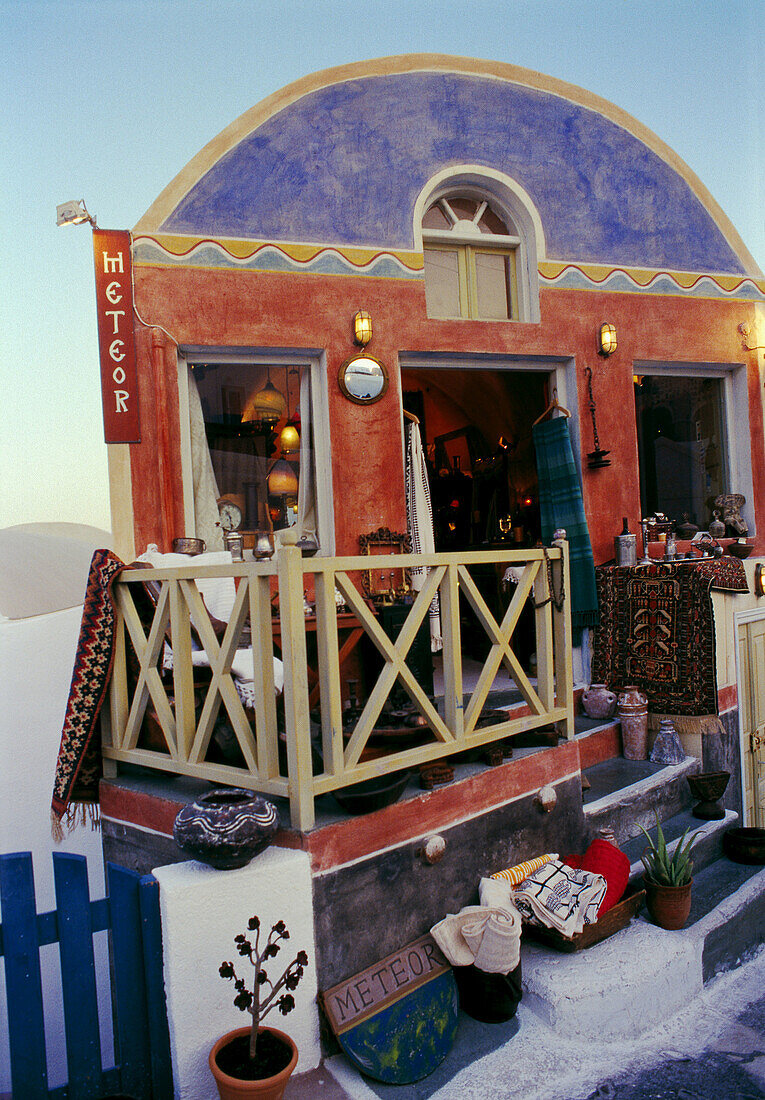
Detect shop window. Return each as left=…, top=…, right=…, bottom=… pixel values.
left=422, top=196, right=520, bottom=320
left=185, top=359, right=322, bottom=550
left=635, top=374, right=728, bottom=528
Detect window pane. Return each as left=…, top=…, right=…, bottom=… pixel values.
left=422, top=203, right=450, bottom=230
left=635, top=375, right=727, bottom=527
left=424, top=247, right=462, bottom=317
left=474, top=251, right=510, bottom=319
left=478, top=205, right=510, bottom=235
left=447, top=197, right=478, bottom=222
left=194, top=363, right=304, bottom=535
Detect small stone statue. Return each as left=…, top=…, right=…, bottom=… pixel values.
left=714, top=493, right=748, bottom=537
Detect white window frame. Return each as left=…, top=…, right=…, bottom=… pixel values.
left=177, top=347, right=335, bottom=553
left=633, top=360, right=755, bottom=535
left=413, top=166, right=545, bottom=324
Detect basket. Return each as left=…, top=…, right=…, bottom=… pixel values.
left=522, top=882, right=645, bottom=952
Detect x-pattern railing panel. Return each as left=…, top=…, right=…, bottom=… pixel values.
left=104, top=543, right=572, bottom=829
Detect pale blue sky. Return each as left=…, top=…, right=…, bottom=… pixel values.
left=1, top=0, right=762, bottom=533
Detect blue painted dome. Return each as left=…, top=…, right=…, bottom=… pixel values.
left=142, top=58, right=752, bottom=275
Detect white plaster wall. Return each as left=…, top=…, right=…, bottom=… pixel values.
left=0, top=606, right=111, bottom=1093
left=154, top=849, right=321, bottom=1100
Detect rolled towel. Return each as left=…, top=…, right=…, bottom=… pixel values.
left=430, top=906, right=490, bottom=967
left=462, top=908, right=521, bottom=974
left=490, top=853, right=558, bottom=885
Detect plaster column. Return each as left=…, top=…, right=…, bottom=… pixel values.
left=153, top=848, right=320, bottom=1099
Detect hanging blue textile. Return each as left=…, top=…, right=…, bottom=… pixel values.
left=533, top=416, right=599, bottom=643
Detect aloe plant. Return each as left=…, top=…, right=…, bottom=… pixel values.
left=638, top=813, right=699, bottom=887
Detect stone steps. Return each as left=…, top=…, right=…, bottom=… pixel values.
left=582, top=755, right=701, bottom=846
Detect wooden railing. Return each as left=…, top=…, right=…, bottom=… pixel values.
left=102, top=543, right=572, bottom=829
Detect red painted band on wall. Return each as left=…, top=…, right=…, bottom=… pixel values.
left=93, top=229, right=141, bottom=442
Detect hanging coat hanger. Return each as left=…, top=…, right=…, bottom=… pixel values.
left=533, top=387, right=571, bottom=426
left=403, top=409, right=420, bottom=424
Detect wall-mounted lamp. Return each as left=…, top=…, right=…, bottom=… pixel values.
left=56, top=199, right=97, bottom=228
left=597, top=322, right=618, bottom=357
left=738, top=322, right=765, bottom=352
left=755, top=563, right=765, bottom=598
left=352, top=310, right=373, bottom=347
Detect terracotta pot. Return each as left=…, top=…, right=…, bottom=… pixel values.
left=617, top=686, right=648, bottom=760
left=581, top=684, right=617, bottom=720
left=209, top=1026, right=298, bottom=1100
left=643, top=878, right=693, bottom=930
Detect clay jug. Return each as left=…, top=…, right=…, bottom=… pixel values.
left=581, top=684, right=617, bottom=721
left=617, top=686, right=648, bottom=760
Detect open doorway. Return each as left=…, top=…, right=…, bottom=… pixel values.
left=401, top=363, right=551, bottom=671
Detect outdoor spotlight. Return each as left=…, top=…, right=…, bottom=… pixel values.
left=56, top=199, right=97, bottom=228
left=352, top=310, right=373, bottom=347
left=597, top=322, right=617, bottom=357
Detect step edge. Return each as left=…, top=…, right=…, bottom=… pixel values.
left=627, top=810, right=738, bottom=880
left=584, top=757, right=700, bottom=815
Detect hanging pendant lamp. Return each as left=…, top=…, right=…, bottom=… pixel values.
left=246, top=367, right=287, bottom=425
left=279, top=368, right=301, bottom=454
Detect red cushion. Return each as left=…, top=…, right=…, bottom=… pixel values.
left=563, top=839, right=630, bottom=914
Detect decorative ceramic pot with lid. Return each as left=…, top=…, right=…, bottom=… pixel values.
left=581, top=684, right=617, bottom=721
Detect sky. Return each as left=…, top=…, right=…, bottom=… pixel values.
left=1, top=0, right=762, bottom=534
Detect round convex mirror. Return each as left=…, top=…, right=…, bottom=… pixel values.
left=338, top=354, right=389, bottom=405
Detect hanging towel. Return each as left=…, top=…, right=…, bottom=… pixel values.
left=533, top=416, right=598, bottom=643
left=405, top=420, right=442, bottom=652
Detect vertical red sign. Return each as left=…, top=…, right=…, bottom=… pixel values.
left=92, top=229, right=141, bottom=442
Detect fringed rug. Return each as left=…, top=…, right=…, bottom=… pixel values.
left=591, top=558, right=747, bottom=726
left=51, top=549, right=125, bottom=836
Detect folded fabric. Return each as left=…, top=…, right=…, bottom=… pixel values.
left=431, top=904, right=521, bottom=974
left=490, top=853, right=558, bottom=886
left=511, top=860, right=607, bottom=939
left=563, top=839, right=630, bottom=915
left=136, top=548, right=237, bottom=623
left=462, top=909, right=521, bottom=974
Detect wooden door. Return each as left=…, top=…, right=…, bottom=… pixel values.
left=739, top=616, right=765, bottom=827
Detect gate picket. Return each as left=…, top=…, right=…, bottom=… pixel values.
left=52, top=852, right=103, bottom=1098
left=108, top=861, right=152, bottom=1100
left=0, top=852, right=49, bottom=1099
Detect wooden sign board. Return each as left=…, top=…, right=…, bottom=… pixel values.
left=92, top=229, right=140, bottom=442
left=320, top=934, right=458, bottom=1084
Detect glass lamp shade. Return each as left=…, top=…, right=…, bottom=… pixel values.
left=279, top=422, right=301, bottom=454
left=267, top=458, right=299, bottom=497
left=245, top=379, right=287, bottom=424
left=598, top=322, right=618, bottom=356
left=353, top=310, right=373, bottom=346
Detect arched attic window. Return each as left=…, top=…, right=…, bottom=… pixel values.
left=418, top=174, right=542, bottom=323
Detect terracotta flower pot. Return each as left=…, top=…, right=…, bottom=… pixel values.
left=209, top=1026, right=298, bottom=1100
left=643, top=878, right=693, bottom=930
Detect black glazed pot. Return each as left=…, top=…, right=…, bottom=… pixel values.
left=173, top=788, right=279, bottom=869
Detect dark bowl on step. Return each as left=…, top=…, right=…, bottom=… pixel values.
left=725, top=542, right=753, bottom=559
left=333, top=770, right=411, bottom=814
left=722, top=827, right=765, bottom=865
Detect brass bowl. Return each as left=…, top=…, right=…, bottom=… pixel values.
left=726, top=542, right=753, bottom=559
left=722, top=827, right=765, bottom=865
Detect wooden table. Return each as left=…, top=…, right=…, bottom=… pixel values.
left=271, top=612, right=369, bottom=708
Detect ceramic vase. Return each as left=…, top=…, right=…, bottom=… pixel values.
left=581, top=684, right=617, bottom=721
left=617, top=686, right=648, bottom=760
left=173, top=788, right=279, bottom=869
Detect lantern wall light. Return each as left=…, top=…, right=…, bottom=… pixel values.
left=353, top=310, right=373, bottom=347
left=597, top=322, right=617, bottom=357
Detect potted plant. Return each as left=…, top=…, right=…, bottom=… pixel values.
left=638, top=814, right=699, bottom=929
left=210, top=915, right=308, bottom=1100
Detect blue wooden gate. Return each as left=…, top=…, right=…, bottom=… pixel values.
left=0, top=851, right=173, bottom=1099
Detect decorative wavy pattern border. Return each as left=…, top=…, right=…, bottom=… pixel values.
left=132, top=234, right=424, bottom=279
left=133, top=236, right=765, bottom=300
left=539, top=261, right=765, bottom=301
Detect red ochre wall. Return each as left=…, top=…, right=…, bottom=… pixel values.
left=130, top=265, right=764, bottom=562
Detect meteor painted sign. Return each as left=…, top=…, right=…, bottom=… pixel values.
left=92, top=229, right=140, bottom=442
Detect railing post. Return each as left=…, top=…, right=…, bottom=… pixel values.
left=552, top=538, right=574, bottom=739
left=277, top=542, right=315, bottom=830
